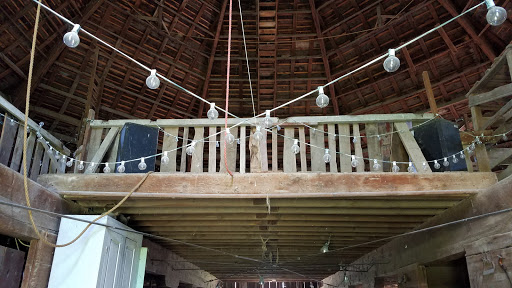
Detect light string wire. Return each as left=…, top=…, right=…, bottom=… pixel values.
left=1, top=197, right=511, bottom=281
left=3, top=111, right=512, bottom=168
left=24, top=0, right=503, bottom=168
left=236, top=0, right=256, bottom=117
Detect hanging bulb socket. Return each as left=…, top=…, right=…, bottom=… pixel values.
left=253, top=126, right=264, bottom=142
left=186, top=141, right=197, bottom=156
left=63, top=24, right=80, bottom=48
left=117, top=161, right=126, bottom=173
left=225, top=129, right=235, bottom=145
left=207, top=103, right=219, bottom=120
left=262, top=110, right=273, bottom=128
left=392, top=161, right=400, bottom=173
left=407, top=162, right=415, bottom=173
left=323, top=149, right=331, bottom=163
left=351, top=155, right=359, bottom=168
left=316, top=86, right=329, bottom=108
left=485, top=0, right=508, bottom=26
left=383, top=49, right=400, bottom=72
left=146, top=69, right=160, bottom=89
left=291, top=139, right=300, bottom=155
left=320, top=240, right=330, bottom=253
left=138, top=158, right=147, bottom=170
left=161, top=151, right=170, bottom=165
left=373, top=159, right=381, bottom=171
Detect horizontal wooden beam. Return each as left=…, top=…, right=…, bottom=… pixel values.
left=38, top=172, right=496, bottom=199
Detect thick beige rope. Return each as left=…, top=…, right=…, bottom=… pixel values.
left=23, top=2, right=152, bottom=247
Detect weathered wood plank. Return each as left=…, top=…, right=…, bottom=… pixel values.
left=471, top=106, right=491, bottom=172
left=249, top=126, right=261, bottom=173
left=0, top=115, right=17, bottom=165
left=352, top=124, right=364, bottom=172
left=394, top=122, right=431, bottom=173
left=180, top=127, right=189, bottom=173
left=208, top=126, right=217, bottom=173
left=22, top=132, right=36, bottom=175
left=469, top=83, right=512, bottom=107
left=191, top=127, right=204, bottom=173
left=239, top=126, right=246, bottom=174
left=379, top=122, right=393, bottom=172
left=338, top=124, right=351, bottom=172
left=29, top=141, right=44, bottom=180
left=481, top=99, right=512, bottom=129
left=161, top=127, right=179, bottom=173
left=298, top=127, right=307, bottom=172
left=10, top=125, right=24, bottom=171
left=310, top=125, right=326, bottom=172
left=327, top=124, right=338, bottom=173
left=105, top=132, right=120, bottom=165
left=488, top=148, right=512, bottom=169
left=366, top=123, right=382, bottom=172
left=283, top=127, right=296, bottom=173
left=85, top=127, right=120, bottom=174
left=269, top=127, right=275, bottom=172
left=219, top=128, right=238, bottom=173
left=40, top=150, right=50, bottom=175
left=85, top=128, right=103, bottom=164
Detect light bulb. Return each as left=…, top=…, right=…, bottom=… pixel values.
left=186, top=141, right=196, bottom=156
left=434, top=160, right=441, bottom=170
left=146, top=69, right=160, bottom=89
left=77, top=161, right=84, bottom=171
left=476, top=137, right=482, bottom=145
left=452, top=155, right=459, bottom=164
left=161, top=151, right=169, bottom=165
left=207, top=103, right=219, bottom=120
left=66, top=159, right=73, bottom=167
left=486, top=0, right=507, bottom=26
left=351, top=155, right=359, bottom=168
left=422, top=162, right=429, bottom=171
left=259, top=276, right=264, bottom=286
left=291, top=139, right=300, bottom=155
left=372, top=159, right=381, bottom=171
left=383, top=49, right=400, bottom=72
left=225, top=129, right=235, bottom=145
left=103, top=164, right=111, bottom=173
left=460, top=151, right=465, bottom=159
left=138, top=158, right=147, bottom=170
left=262, top=110, right=273, bottom=128
left=320, top=241, right=329, bottom=253
left=10, top=118, right=15, bottom=125
left=407, top=162, right=415, bottom=173
left=503, top=134, right=508, bottom=141
left=323, top=149, right=331, bottom=163
left=469, top=143, right=476, bottom=151
left=88, top=162, right=96, bottom=172
left=117, top=161, right=126, bottom=173
left=316, top=86, right=329, bottom=108
left=253, top=126, right=264, bottom=142
left=352, top=136, right=358, bottom=143
left=63, top=24, right=80, bottom=48
left=443, top=157, right=449, bottom=167
left=392, top=161, right=400, bottom=173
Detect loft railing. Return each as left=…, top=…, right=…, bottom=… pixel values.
left=79, top=113, right=444, bottom=174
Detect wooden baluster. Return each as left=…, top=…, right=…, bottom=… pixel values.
left=85, top=128, right=103, bottom=173
left=0, top=114, right=17, bottom=165
left=21, top=132, right=36, bottom=175
left=391, top=123, right=408, bottom=172
left=379, top=122, right=392, bottom=172
left=29, top=140, right=44, bottom=180
left=283, top=127, right=296, bottom=173
left=327, top=124, right=338, bottom=173
left=160, top=127, right=179, bottom=173
left=298, top=127, right=307, bottom=172
left=338, top=124, right=351, bottom=172
left=310, top=125, right=326, bottom=172
left=270, top=127, right=276, bottom=172
left=352, top=124, right=365, bottom=172
left=249, top=126, right=262, bottom=173
left=180, top=127, right=189, bottom=172
left=10, top=125, right=25, bottom=171
left=366, top=123, right=383, bottom=172
left=239, top=126, right=246, bottom=174
left=208, top=126, right=217, bottom=173
left=220, top=127, right=238, bottom=173
left=40, top=150, right=50, bottom=175
left=191, top=127, right=204, bottom=173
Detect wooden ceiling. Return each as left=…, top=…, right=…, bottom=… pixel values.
left=0, top=0, right=511, bottom=144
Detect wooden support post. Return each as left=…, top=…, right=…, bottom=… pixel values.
left=85, top=127, right=120, bottom=174
left=394, top=122, right=431, bottom=173
left=422, top=71, right=438, bottom=115
left=283, top=127, right=297, bottom=173
left=249, top=126, right=261, bottom=173
left=471, top=106, right=491, bottom=172
left=310, top=125, right=326, bottom=172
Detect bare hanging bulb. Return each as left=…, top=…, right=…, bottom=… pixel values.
left=207, top=103, right=219, bottom=120
left=66, top=158, right=73, bottom=168
left=460, top=151, right=466, bottom=159
left=383, top=49, right=400, bottom=72
left=225, top=129, right=235, bottom=145
left=146, top=69, right=160, bottom=89
left=88, top=162, right=96, bottom=173
left=443, top=157, right=449, bottom=167
left=320, top=240, right=329, bottom=253
left=372, top=159, right=381, bottom=171
left=422, top=162, right=429, bottom=171
left=262, top=110, right=273, bottom=128
left=77, top=161, right=85, bottom=171
left=469, top=143, right=476, bottom=151
left=323, top=149, right=331, bottom=163
left=351, top=155, right=359, bottom=168
left=485, top=0, right=507, bottom=26
left=291, top=139, right=300, bottom=155
left=259, top=276, right=264, bottom=286
left=253, top=126, right=264, bottom=142
left=476, top=137, right=482, bottom=145
left=63, top=24, right=80, bottom=48
left=392, top=161, right=400, bottom=173
left=407, top=162, right=415, bottom=173
left=138, top=158, right=147, bottom=170
left=503, top=134, right=509, bottom=141
left=186, top=141, right=197, bottom=156
left=117, top=161, right=126, bottom=173
left=452, top=155, right=459, bottom=164
left=316, top=86, right=329, bottom=108
left=161, top=151, right=170, bottom=165
left=352, top=136, right=358, bottom=143
left=103, top=164, right=111, bottom=173
left=434, top=160, right=441, bottom=170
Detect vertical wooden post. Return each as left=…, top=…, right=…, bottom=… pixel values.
left=422, top=71, right=438, bottom=115
left=471, top=106, right=491, bottom=172
left=76, top=109, right=95, bottom=173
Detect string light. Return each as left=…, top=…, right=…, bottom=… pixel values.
left=161, top=151, right=169, bottom=164
left=383, top=49, right=400, bottom=72
left=291, top=139, right=300, bottom=155
left=117, top=161, right=126, bottom=173
left=138, top=158, right=147, bottom=170
left=485, top=0, right=508, bottom=26
left=433, top=160, right=441, bottom=170
left=87, top=162, right=96, bottom=172
left=207, top=103, right=219, bottom=120
left=351, top=155, right=359, bottom=168
left=460, top=151, right=465, bottom=159
left=443, top=157, right=449, bottom=167
left=66, top=158, right=73, bottom=167
left=225, top=129, right=235, bottom=145
left=373, top=159, right=381, bottom=171
left=103, top=164, right=111, bottom=173
left=262, top=110, right=273, bottom=128
left=186, top=141, right=196, bottom=156
left=77, top=161, right=84, bottom=171
left=392, top=161, right=400, bottom=173
left=452, top=155, right=459, bottom=164
left=253, top=126, right=264, bottom=142
left=146, top=69, right=160, bottom=89
left=63, top=24, right=80, bottom=48
left=316, top=86, right=329, bottom=108
left=407, top=162, right=415, bottom=173
left=422, top=162, right=428, bottom=171
left=323, top=149, right=331, bottom=163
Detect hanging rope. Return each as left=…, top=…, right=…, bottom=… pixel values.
left=223, top=0, right=234, bottom=176
left=22, top=1, right=152, bottom=247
